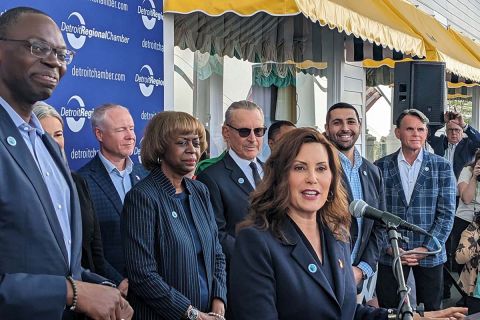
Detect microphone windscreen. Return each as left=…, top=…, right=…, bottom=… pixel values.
left=349, top=199, right=368, bottom=218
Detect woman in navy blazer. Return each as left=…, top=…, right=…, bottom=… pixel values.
left=230, top=128, right=466, bottom=320
left=122, top=111, right=227, bottom=320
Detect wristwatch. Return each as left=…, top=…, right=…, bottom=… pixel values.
left=187, top=306, right=199, bottom=320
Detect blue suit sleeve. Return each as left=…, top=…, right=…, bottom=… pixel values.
left=0, top=273, right=67, bottom=320
left=122, top=188, right=191, bottom=319
left=230, top=227, right=278, bottom=320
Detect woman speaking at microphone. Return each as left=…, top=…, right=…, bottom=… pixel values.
left=229, top=128, right=466, bottom=320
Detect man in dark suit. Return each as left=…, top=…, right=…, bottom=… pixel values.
left=324, top=102, right=384, bottom=298
left=428, top=110, right=480, bottom=180
left=427, top=110, right=480, bottom=298
left=375, top=109, right=456, bottom=310
left=197, top=100, right=266, bottom=261
left=79, top=103, right=147, bottom=293
left=0, top=7, right=131, bottom=319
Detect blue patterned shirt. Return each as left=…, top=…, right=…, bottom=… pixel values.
left=339, top=149, right=373, bottom=278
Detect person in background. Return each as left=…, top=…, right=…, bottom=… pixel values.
left=0, top=6, right=131, bottom=319
left=267, top=120, right=296, bottom=151
left=452, top=151, right=480, bottom=265
left=456, top=212, right=480, bottom=296
left=122, top=111, right=227, bottom=320
left=428, top=110, right=480, bottom=299
left=33, top=101, right=105, bottom=275
left=229, top=128, right=466, bottom=320
left=375, top=109, right=456, bottom=310
left=78, top=103, right=148, bottom=295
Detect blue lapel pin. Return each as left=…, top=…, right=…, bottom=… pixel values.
left=7, top=136, right=16, bottom=146
left=308, top=263, right=317, bottom=273
left=238, top=178, right=244, bottom=184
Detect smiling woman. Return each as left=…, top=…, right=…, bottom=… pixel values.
left=229, top=127, right=466, bottom=319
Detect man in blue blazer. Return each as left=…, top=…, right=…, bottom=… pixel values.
left=78, top=104, right=148, bottom=290
left=375, top=109, right=456, bottom=311
left=0, top=7, right=131, bottom=319
left=324, top=102, right=384, bottom=296
left=197, top=100, right=266, bottom=262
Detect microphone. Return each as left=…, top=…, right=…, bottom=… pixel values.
left=349, top=199, right=431, bottom=236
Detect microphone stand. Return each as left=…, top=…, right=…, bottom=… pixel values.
left=386, top=222, right=414, bottom=320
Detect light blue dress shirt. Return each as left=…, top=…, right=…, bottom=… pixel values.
left=339, top=149, right=373, bottom=278
left=0, top=97, right=72, bottom=264
left=98, top=151, right=133, bottom=203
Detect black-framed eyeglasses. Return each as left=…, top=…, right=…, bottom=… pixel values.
left=226, top=124, right=266, bottom=138
left=0, top=38, right=75, bottom=65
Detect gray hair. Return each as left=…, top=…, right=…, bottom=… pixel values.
left=32, top=101, right=63, bottom=127
left=91, top=103, right=130, bottom=131
left=224, top=100, right=264, bottom=125
left=395, top=108, right=430, bottom=127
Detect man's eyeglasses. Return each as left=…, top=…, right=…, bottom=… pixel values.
left=0, top=38, right=75, bottom=65
left=226, top=124, right=266, bottom=138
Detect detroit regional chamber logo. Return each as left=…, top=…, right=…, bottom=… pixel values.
left=138, top=0, right=163, bottom=30
left=135, top=65, right=164, bottom=97
left=61, top=11, right=130, bottom=50
left=61, top=95, right=94, bottom=133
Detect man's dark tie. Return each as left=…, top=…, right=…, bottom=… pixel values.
left=249, top=162, right=261, bottom=186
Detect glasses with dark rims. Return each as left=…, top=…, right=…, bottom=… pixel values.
left=226, top=124, right=266, bottom=138
left=0, top=38, right=75, bottom=65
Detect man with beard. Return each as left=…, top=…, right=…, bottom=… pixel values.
left=324, top=102, right=384, bottom=298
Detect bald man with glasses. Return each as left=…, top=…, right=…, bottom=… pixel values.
left=197, top=100, right=266, bottom=262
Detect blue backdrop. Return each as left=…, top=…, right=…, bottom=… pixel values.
left=0, top=0, right=164, bottom=169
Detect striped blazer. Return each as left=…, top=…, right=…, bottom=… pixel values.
left=374, top=149, right=456, bottom=267
left=122, top=167, right=227, bottom=320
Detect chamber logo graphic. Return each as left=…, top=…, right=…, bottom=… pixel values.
left=135, top=65, right=164, bottom=97
left=138, top=0, right=163, bottom=30
left=61, top=11, right=130, bottom=49
left=63, top=12, right=86, bottom=49
left=61, top=95, right=94, bottom=133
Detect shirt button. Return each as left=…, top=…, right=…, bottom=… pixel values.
left=45, top=172, right=50, bottom=176
left=172, top=211, right=178, bottom=218
left=68, top=240, right=71, bottom=245
left=58, top=204, right=62, bottom=209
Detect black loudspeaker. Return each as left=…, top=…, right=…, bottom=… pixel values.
left=393, top=61, right=446, bottom=125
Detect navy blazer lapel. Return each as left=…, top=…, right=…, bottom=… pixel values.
left=283, top=219, right=339, bottom=306
left=388, top=151, right=408, bottom=207
left=130, top=165, right=143, bottom=186
left=89, top=155, right=123, bottom=214
left=322, top=224, right=348, bottom=307
left=0, top=107, right=69, bottom=266
left=223, top=153, right=254, bottom=195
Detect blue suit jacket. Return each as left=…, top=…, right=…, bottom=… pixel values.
left=230, top=219, right=388, bottom=320
left=0, top=106, right=89, bottom=319
left=78, top=154, right=148, bottom=284
left=428, top=125, right=480, bottom=179
left=122, top=168, right=227, bottom=319
left=343, top=158, right=385, bottom=271
left=375, top=149, right=456, bottom=267
left=196, top=152, right=262, bottom=261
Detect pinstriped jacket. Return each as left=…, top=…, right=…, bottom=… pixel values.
left=122, top=167, right=227, bottom=320
left=374, top=149, right=456, bottom=267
